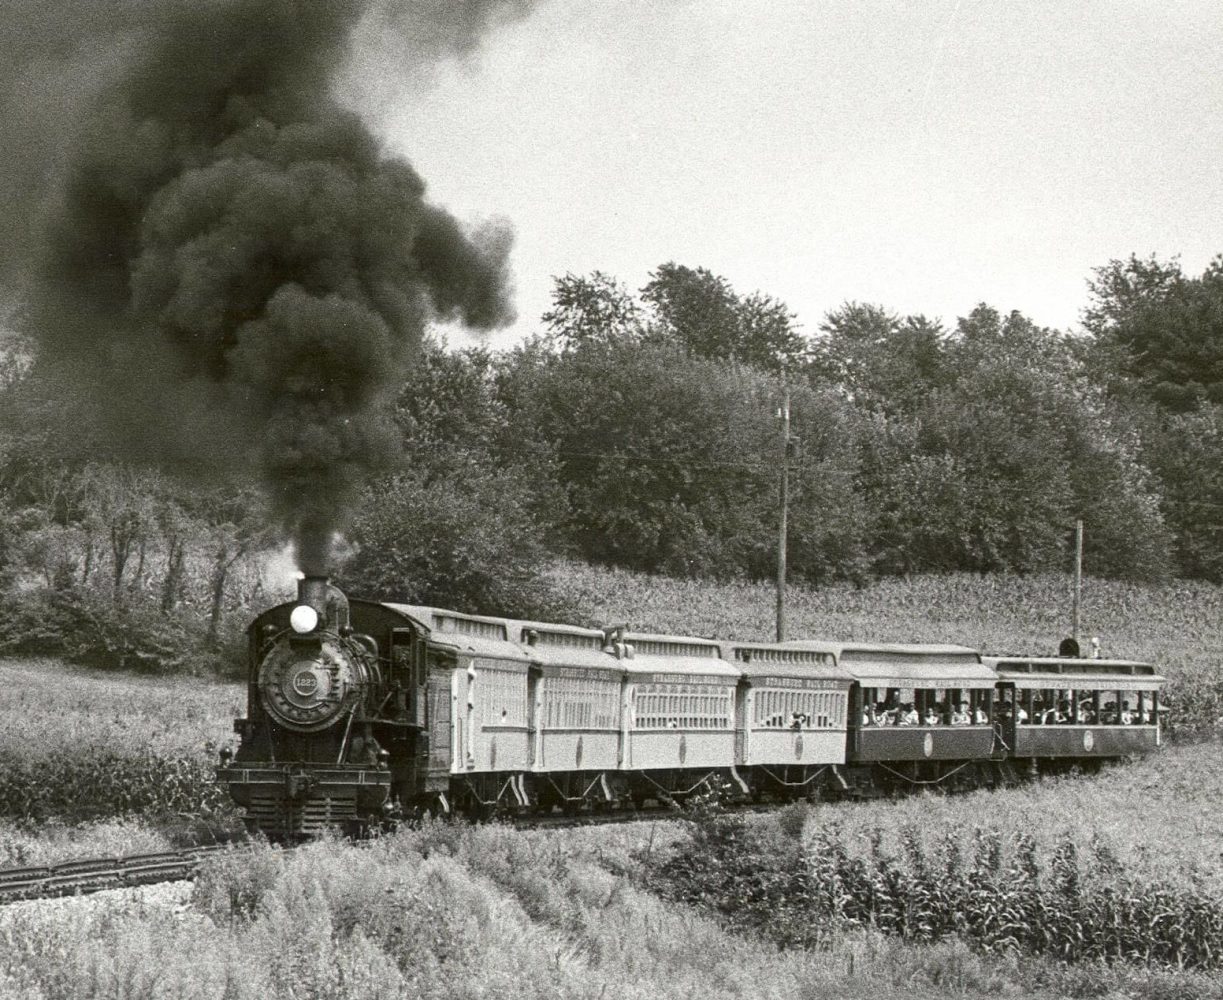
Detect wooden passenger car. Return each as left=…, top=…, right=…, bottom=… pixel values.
left=723, top=641, right=851, bottom=765
left=514, top=619, right=625, bottom=806
left=985, top=656, right=1164, bottom=766
left=397, top=606, right=535, bottom=807
left=823, top=643, right=999, bottom=764
left=615, top=630, right=741, bottom=794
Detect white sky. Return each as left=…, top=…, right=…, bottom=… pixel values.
left=348, top=1, right=1223, bottom=348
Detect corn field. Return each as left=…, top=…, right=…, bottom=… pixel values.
left=0, top=657, right=240, bottom=826
left=652, top=806, right=1223, bottom=974
left=807, top=824, right=1223, bottom=970
left=0, top=745, right=230, bottom=823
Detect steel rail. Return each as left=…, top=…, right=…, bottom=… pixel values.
left=0, top=843, right=246, bottom=905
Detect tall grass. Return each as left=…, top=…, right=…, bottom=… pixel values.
left=0, top=818, right=177, bottom=868
left=5, top=821, right=1222, bottom=1000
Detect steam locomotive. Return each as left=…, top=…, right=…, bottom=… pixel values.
left=217, top=577, right=1165, bottom=839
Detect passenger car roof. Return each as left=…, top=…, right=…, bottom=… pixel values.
left=387, top=604, right=623, bottom=673
left=613, top=631, right=741, bottom=679
left=785, top=641, right=996, bottom=687
left=983, top=656, right=1157, bottom=674
left=385, top=604, right=531, bottom=661
left=719, top=641, right=854, bottom=682
left=985, top=656, right=1164, bottom=690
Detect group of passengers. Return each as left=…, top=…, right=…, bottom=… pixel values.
left=862, top=700, right=988, bottom=727
left=862, top=689, right=1156, bottom=729
left=1018, top=693, right=1153, bottom=725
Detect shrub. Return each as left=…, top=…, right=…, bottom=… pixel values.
left=194, top=845, right=288, bottom=923
left=0, top=585, right=242, bottom=676
left=647, top=800, right=822, bottom=950
left=339, top=462, right=579, bottom=621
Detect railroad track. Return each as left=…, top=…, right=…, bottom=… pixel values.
left=0, top=843, right=246, bottom=905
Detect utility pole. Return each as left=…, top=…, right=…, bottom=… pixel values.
left=1072, top=518, right=1083, bottom=643
left=776, top=387, right=790, bottom=642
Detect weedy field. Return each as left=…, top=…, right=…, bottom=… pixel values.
left=4, top=806, right=1223, bottom=1000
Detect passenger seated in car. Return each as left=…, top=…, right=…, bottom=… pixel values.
left=1100, top=702, right=1118, bottom=724
left=974, top=704, right=989, bottom=724
left=923, top=705, right=940, bottom=726
left=1119, top=706, right=1134, bottom=725
left=1015, top=702, right=1029, bottom=723
left=951, top=704, right=970, bottom=726
left=1076, top=702, right=1096, bottom=723
left=898, top=703, right=919, bottom=726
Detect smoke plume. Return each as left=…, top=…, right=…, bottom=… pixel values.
left=1, top=0, right=521, bottom=574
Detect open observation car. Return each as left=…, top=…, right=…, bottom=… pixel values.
left=985, top=655, right=1164, bottom=775
left=789, top=641, right=1003, bottom=792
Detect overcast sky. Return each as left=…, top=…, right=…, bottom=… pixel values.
left=348, top=1, right=1223, bottom=348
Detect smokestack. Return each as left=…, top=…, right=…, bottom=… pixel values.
left=1, top=0, right=527, bottom=575
left=298, top=575, right=349, bottom=632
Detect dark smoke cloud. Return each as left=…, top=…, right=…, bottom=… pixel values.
left=1, top=0, right=524, bottom=573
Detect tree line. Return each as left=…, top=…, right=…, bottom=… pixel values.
left=0, top=253, right=1221, bottom=669
left=345, top=254, right=1223, bottom=613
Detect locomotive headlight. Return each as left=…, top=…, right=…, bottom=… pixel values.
left=290, top=605, right=319, bottom=634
